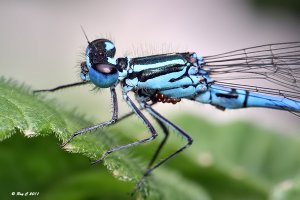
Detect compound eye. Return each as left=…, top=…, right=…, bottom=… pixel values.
left=93, top=63, right=117, bottom=74
left=89, top=39, right=116, bottom=58
left=89, top=63, right=119, bottom=88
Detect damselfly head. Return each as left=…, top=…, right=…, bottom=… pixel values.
left=83, top=38, right=119, bottom=88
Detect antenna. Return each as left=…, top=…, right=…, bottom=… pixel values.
left=80, top=25, right=91, bottom=44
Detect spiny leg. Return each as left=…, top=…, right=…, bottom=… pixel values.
left=133, top=104, right=193, bottom=193
left=91, top=93, right=158, bottom=165
left=113, top=103, right=166, bottom=168
left=147, top=116, right=169, bottom=168
left=61, top=87, right=118, bottom=147
left=113, top=102, right=166, bottom=168
left=108, top=100, right=156, bottom=123
left=33, top=81, right=89, bottom=93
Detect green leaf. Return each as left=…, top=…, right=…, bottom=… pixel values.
left=0, top=78, right=210, bottom=200
left=2, top=77, right=300, bottom=200
left=270, top=177, right=300, bottom=200
left=167, top=114, right=300, bottom=200
left=109, top=113, right=300, bottom=200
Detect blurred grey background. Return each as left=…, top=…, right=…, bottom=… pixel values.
left=1, top=0, right=299, bottom=132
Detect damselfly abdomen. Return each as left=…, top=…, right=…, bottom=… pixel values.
left=34, top=38, right=300, bottom=191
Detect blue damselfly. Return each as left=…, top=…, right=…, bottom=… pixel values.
left=34, top=36, right=300, bottom=191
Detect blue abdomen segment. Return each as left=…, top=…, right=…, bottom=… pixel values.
left=194, top=85, right=300, bottom=112
left=246, top=92, right=300, bottom=112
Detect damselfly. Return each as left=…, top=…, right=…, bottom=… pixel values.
left=34, top=37, right=300, bottom=191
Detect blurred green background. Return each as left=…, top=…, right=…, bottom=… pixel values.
left=1, top=0, right=300, bottom=200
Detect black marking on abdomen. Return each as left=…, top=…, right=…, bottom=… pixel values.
left=216, top=89, right=238, bottom=99
left=209, top=90, right=212, bottom=102
left=243, top=90, right=249, bottom=107
left=214, top=105, right=226, bottom=111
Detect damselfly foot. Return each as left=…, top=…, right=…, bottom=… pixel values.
left=60, top=134, right=79, bottom=148
left=131, top=178, right=147, bottom=196
left=90, top=154, right=106, bottom=165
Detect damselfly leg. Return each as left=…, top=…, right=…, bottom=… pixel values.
left=131, top=102, right=193, bottom=193
left=61, top=87, right=118, bottom=147
left=91, top=93, right=158, bottom=164
left=147, top=117, right=169, bottom=168
left=33, top=81, right=88, bottom=93
left=114, top=102, right=170, bottom=169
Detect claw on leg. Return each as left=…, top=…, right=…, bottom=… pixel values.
left=90, top=151, right=110, bottom=165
